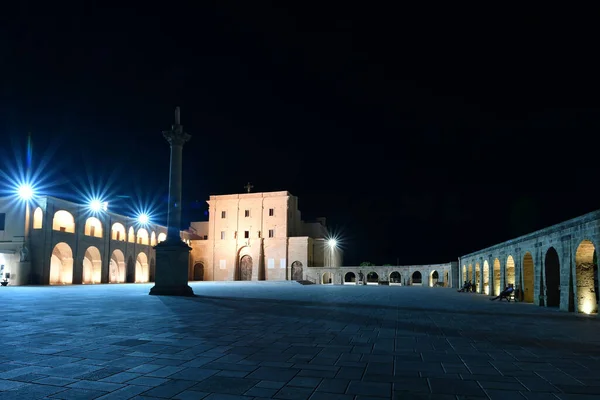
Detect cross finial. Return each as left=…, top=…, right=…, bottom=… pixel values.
left=244, top=182, right=254, bottom=193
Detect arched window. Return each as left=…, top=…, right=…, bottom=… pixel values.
left=52, top=210, right=75, bottom=233
left=33, top=207, right=43, bottom=229
left=137, top=228, right=149, bottom=245
left=111, top=223, right=126, bottom=241
left=128, top=227, right=135, bottom=243
left=157, top=232, right=166, bottom=243
left=84, top=217, right=103, bottom=238
left=151, top=231, right=156, bottom=246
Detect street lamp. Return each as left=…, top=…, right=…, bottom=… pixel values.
left=137, top=213, right=149, bottom=225
left=17, top=184, right=34, bottom=201
left=327, top=238, right=337, bottom=267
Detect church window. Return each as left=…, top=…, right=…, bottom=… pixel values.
left=269, top=208, right=274, bottom=216
left=245, top=210, right=250, bottom=217
left=244, top=231, right=249, bottom=239
left=220, top=231, right=225, bottom=240
left=269, top=229, right=274, bottom=238
left=221, top=211, right=226, bottom=218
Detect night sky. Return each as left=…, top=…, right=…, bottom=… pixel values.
left=2, top=4, right=599, bottom=265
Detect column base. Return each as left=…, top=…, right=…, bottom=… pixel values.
left=149, top=239, right=195, bottom=297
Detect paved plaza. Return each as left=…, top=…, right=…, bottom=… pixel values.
left=1, top=282, right=600, bottom=400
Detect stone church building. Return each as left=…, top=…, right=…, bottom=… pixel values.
left=187, top=190, right=341, bottom=282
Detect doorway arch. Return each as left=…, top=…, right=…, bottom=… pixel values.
left=506, top=255, right=515, bottom=286
left=522, top=252, right=534, bottom=303
left=135, top=252, right=149, bottom=283
left=49, top=242, right=73, bottom=285
left=82, top=246, right=102, bottom=284
left=412, top=271, right=422, bottom=285
left=322, top=271, right=333, bottom=284
left=575, top=240, right=596, bottom=314
left=109, top=249, right=125, bottom=283
left=430, top=270, right=438, bottom=287
left=291, top=261, right=303, bottom=281
left=545, top=247, right=560, bottom=307
left=483, top=260, right=490, bottom=294
left=493, top=258, right=501, bottom=296
left=344, top=272, right=356, bottom=283
left=193, top=262, right=204, bottom=281
left=390, top=271, right=401, bottom=284
left=238, top=255, right=252, bottom=281
left=367, top=271, right=379, bottom=284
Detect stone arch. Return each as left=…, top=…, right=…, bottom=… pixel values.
left=430, top=270, right=439, bottom=287
left=412, top=270, right=422, bottom=285
left=475, top=262, right=481, bottom=293
left=545, top=247, right=560, bottom=308
left=33, top=207, right=43, bottom=229
left=137, top=228, right=149, bottom=245
left=506, top=255, right=515, bottom=286
left=111, top=223, right=126, bottom=241
left=522, top=252, right=534, bottom=303
left=157, top=232, right=167, bottom=243
left=84, top=217, right=103, bottom=238
left=575, top=240, right=597, bottom=314
left=49, top=242, right=73, bottom=284
left=238, top=254, right=253, bottom=281
left=493, top=258, right=501, bottom=296
left=344, top=272, right=356, bottom=283
left=151, top=231, right=156, bottom=246
left=367, top=271, right=379, bottom=283
left=135, top=252, right=149, bottom=283
left=291, top=261, right=303, bottom=281
left=193, top=262, right=204, bottom=281
left=462, top=265, right=466, bottom=283
left=109, top=249, right=126, bottom=283
left=128, top=227, right=135, bottom=243
left=52, top=210, right=75, bottom=233
left=82, top=246, right=102, bottom=284
left=322, top=271, right=333, bottom=284
left=390, top=271, right=401, bottom=284
left=468, top=264, right=473, bottom=283
left=482, top=260, right=490, bottom=295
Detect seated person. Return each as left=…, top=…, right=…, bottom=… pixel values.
left=458, top=280, right=470, bottom=292
left=490, top=284, right=514, bottom=301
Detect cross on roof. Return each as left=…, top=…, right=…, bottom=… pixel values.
left=244, top=182, right=254, bottom=193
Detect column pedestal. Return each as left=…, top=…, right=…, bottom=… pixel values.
left=149, top=240, right=194, bottom=296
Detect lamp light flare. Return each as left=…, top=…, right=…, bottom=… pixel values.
left=138, top=213, right=149, bottom=224
left=89, top=199, right=103, bottom=212
left=328, top=238, right=337, bottom=248
left=17, top=184, right=34, bottom=201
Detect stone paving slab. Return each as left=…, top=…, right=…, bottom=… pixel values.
left=1, top=282, right=600, bottom=399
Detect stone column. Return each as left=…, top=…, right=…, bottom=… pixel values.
left=150, top=107, right=194, bottom=296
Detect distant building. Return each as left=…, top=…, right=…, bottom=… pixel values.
left=0, top=190, right=340, bottom=285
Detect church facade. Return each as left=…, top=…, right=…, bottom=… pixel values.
left=187, top=191, right=341, bottom=282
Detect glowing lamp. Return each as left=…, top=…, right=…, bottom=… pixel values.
left=582, top=302, right=593, bottom=315
left=328, top=238, right=337, bottom=248
left=138, top=213, right=149, bottom=225
left=89, top=199, right=103, bottom=212
left=17, top=184, right=34, bottom=201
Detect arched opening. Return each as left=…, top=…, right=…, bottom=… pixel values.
left=430, top=270, right=438, bottom=287
left=49, top=242, right=73, bottom=284
left=506, top=255, right=515, bottom=286
left=344, top=272, right=356, bottom=283
left=390, top=271, right=401, bottom=284
left=151, top=231, right=156, bottom=246
left=109, top=249, right=126, bottom=283
left=475, top=263, right=481, bottom=292
left=128, top=227, right=135, bottom=243
left=462, top=265, right=466, bottom=283
left=111, top=223, right=126, bottom=241
left=483, top=260, right=490, bottom=295
left=84, top=217, right=103, bottom=238
left=322, top=272, right=333, bottom=284
left=575, top=240, right=597, bottom=314
left=238, top=255, right=252, bottom=281
left=137, top=228, right=149, bottom=245
left=82, top=246, right=102, bottom=284
left=523, top=252, right=534, bottom=303
left=52, top=210, right=75, bottom=233
left=545, top=247, right=560, bottom=308
left=193, top=262, right=204, bottom=281
left=291, top=261, right=303, bottom=281
left=468, top=264, right=473, bottom=283
left=493, top=258, right=501, bottom=296
left=367, top=271, right=379, bottom=284
left=412, top=271, right=422, bottom=285
left=33, top=207, right=43, bottom=229
left=135, top=252, right=149, bottom=283
left=157, top=232, right=167, bottom=243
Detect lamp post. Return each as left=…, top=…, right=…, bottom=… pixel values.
left=327, top=238, right=337, bottom=268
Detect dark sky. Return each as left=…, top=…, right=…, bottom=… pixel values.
left=2, top=4, right=599, bottom=265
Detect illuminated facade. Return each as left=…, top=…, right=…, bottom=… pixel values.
left=188, top=191, right=341, bottom=281
left=0, top=195, right=191, bottom=286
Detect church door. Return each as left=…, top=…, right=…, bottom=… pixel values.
left=291, top=261, right=303, bottom=280
left=239, top=255, right=252, bottom=281
left=193, top=263, right=204, bottom=281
